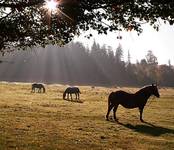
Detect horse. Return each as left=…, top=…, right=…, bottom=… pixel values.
left=63, top=87, right=81, bottom=100
left=106, top=84, right=160, bottom=122
left=31, top=83, right=46, bottom=93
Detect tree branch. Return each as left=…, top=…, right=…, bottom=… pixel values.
left=0, top=0, right=44, bottom=8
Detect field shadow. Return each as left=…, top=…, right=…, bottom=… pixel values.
left=118, top=121, right=174, bottom=136
left=64, top=99, right=84, bottom=103
left=52, top=98, right=84, bottom=103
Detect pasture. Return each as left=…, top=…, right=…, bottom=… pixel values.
left=0, top=82, right=173, bottom=150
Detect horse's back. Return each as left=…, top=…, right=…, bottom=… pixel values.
left=110, top=90, right=131, bottom=98
left=109, top=90, right=133, bottom=103
left=66, top=87, right=80, bottom=93
left=36, top=83, right=43, bottom=86
left=32, top=83, right=37, bottom=87
left=31, top=83, right=45, bottom=92
left=109, top=90, right=145, bottom=108
left=65, top=87, right=72, bottom=93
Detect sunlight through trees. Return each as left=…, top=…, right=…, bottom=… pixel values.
left=0, top=1, right=174, bottom=53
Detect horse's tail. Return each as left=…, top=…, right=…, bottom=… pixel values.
left=42, top=86, right=46, bottom=93
left=108, top=92, right=114, bottom=106
left=63, top=91, right=66, bottom=100
left=31, top=84, right=35, bottom=92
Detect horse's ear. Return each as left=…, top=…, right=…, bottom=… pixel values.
left=152, top=83, right=158, bottom=86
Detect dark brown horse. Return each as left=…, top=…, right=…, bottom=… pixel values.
left=63, top=87, right=81, bottom=100
left=31, top=83, right=46, bottom=93
left=106, top=84, right=160, bottom=122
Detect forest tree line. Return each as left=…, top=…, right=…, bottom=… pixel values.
left=0, top=41, right=174, bottom=87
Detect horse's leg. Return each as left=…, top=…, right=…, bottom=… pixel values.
left=78, top=93, right=79, bottom=100
left=113, top=104, right=119, bottom=121
left=76, top=93, right=79, bottom=100
left=67, top=93, right=69, bottom=100
left=75, top=93, right=77, bottom=100
left=77, top=93, right=79, bottom=100
left=139, top=106, right=145, bottom=122
left=106, top=104, right=114, bottom=121
left=70, top=94, right=72, bottom=100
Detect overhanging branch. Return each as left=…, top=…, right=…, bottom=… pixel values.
left=0, top=0, right=44, bottom=8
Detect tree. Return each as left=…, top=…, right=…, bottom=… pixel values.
left=0, top=0, right=174, bottom=53
left=115, top=43, right=123, bottom=63
left=158, top=64, right=174, bottom=86
left=127, top=50, right=131, bottom=65
left=145, top=50, right=158, bottom=65
left=135, top=59, right=150, bottom=85
left=145, top=50, right=158, bottom=83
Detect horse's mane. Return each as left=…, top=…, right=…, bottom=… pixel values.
left=135, top=85, right=152, bottom=95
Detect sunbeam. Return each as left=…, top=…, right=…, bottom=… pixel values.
left=44, top=0, right=58, bottom=12
left=42, top=0, right=74, bottom=27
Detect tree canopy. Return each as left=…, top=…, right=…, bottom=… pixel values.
left=0, top=0, right=174, bottom=54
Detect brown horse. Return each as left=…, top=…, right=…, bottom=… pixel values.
left=31, top=83, right=46, bottom=93
left=106, top=84, right=160, bottom=122
left=63, top=87, right=81, bottom=100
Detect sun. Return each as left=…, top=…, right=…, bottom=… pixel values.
left=44, top=0, right=58, bottom=11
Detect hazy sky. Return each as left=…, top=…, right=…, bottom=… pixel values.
left=74, top=23, right=174, bottom=65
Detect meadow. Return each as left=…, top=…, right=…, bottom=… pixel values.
left=0, top=82, right=173, bottom=150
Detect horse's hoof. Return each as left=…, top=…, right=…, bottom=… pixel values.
left=140, top=119, right=145, bottom=123
left=114, top=118, right=119, bottom=122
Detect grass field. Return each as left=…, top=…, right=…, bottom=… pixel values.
left=0, top=82, right=173, bottom=150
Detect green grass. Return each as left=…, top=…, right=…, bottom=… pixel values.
left=0, top=82, right=173, bottom=150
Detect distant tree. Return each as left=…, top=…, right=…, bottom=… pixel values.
left=1, top=41, right=174, bottom=86
left=168, top=59, right=172, bottom=67
left=1, top=0, right=174, bottom=53
left=145, top=50, right=158, bottom=83
left=107, top=47, right=115, bottom=65
left=115, top=43, right=123, bottom=63
left=91, top=40, right=100, bottom=56
left=127, top=50, right=131, bottom=65
left=158, top=64, right=174, bottom=86
left=124, top=50, right=138, bottom=85
left=140, top=59, right=148, bottom=66
left=135, top=59, right=151, bottom=85
left=145, top=50, right=158, bottom=65
left=114, top=43, right=127, bottom=85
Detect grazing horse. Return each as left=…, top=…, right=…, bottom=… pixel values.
left=31, top=83, right=46, bottom=93
left=106, top=84, right=160, bottom=122
left=63, top=87, right=81, bottom=100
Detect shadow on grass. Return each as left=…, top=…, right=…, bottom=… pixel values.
left=52, top=98, right=64, bottom=100
left=52, top=98, right=83, bottom=103
left=64, top=99, right=84, bottom=103
left=118, top=121, right=174, bottom=136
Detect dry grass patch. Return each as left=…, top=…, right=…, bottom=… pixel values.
left=0, top=82, right=173, bottom=150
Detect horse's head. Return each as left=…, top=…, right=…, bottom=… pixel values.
left=151, top=84, right=160, bottom=98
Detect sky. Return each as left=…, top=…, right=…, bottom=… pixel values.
left=74, top=23, right=174, bottom=65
